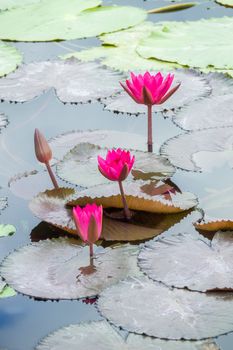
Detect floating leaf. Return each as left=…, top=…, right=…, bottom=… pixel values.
left=29, top=188, right=190, bottom=241
left=0, top=239, right=141, bottom=300
left=0, top=278, right=16, bottom=298
left=160, top=127, right=233, bottom=172
left=56, top=143, right=175, bottom=187
left=0, top=1, right=146, bottom=41
left=103, top=70, right=210, bottom=115
left=0, top=0, right=41, bottom=10
left=69, top=181, right=198, bottom=213
left=215, top=0, right=233, bottom=7
left=0, top=41, right=22, bottom=77
left=98, top=276, right=233, bottom=340
left=148, top=3, right=196, bottom=13
left=62, top=22, right=180, bottom=72
left=139, top=231, right=233, bottom=292
left=0, top=59, right=123, bottom=103
left=35, top=320, right=220, bottom=350
left=137, top=17, right=233, bottom=70
left=0, top=224, right=16, bottom=237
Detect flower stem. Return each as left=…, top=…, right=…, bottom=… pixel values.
left=45, top=162, right=59, bottom=189
left=89, top=243, right=94, bottom=259
left=147, top=104, right=153, bottom=153
left=118, top=181, right=131, bottom=220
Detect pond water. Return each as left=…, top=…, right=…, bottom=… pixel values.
left=0, top=0, right=233, bottom=349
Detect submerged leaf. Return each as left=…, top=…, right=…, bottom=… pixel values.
left=0, top=224, right=16, bottom=237
left=139, top=231, right=233, bottom=292
left=160, top=126, right=233, bottom=172
left=0, top=41, right=22, bottom=77
left=0, top=113, right=8, bottom=133
left=0, top=240, right=141, bottom=300
left=0, top=197, right=7, bottom=212
left=35, top=320, right=220, bottom=350
left=148, top=3, right=196, bottom=13
left=103, top=70, right=210, bottom=115
left=0, top=1, right=146, bottom=41
left=0, top=59, right=123, bottom=103
left=137, top=17, right=233, bottom=70
left=98, top=276, right=233, bottom=339
left=56, top=143, right=175, bottom=187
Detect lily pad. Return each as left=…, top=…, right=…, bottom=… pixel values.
left=35, top=320, right=220, bottom=350
left=0, top=41, right=22, bottom=77
left=0, top=1, right=146, bottom=41
left=98, top=276, right=233, bottom=340
left=62, top=22, right=180, bottom=72
left=29, top=188, right=190, bottom=241
left=215, top=0, right=233, bottom=7
left=137, top=17, right=233, bottom=70
left=0, top=278, right=16, bottom=298
left=160, top=127, right=233, bottom=172
left=0, top=224, right=16, bottom=237
left=0, top=59, right=123, bottom=103
left=0, top=239, right=141, bottom=300
left=56, top=143, right=175, bottom=187
left=68, top=180, right=198, bottom=213
left=103, top=70, right=210, bottom=115
left=0, top=0, right=41, bottom=10
left=139, top=231, right=233, bottom=292
left=49, top=129, right=147, bottom=165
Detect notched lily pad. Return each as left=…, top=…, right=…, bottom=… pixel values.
left=98, top=276, right=233, bottom=340
left=103, top=70, right=210, bottom=116
left=160, top=127, right=233, bottom=172
left=0, top=41, right=22, bottom=77
left=0, top=239, right=141, bottom=300
left=56, top=143, right=175, bottom=187
left=0, top=59, right=123, bottom=104
left=0, top=224, right=16, bottom=237
left=139, top=231, right=233, bottom=292
left=35, top=320, right=220, bottom=350
left=29, top=187, right=190, bottom=242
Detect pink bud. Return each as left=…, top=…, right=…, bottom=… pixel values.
left=34, top=128, right=52, bottom=164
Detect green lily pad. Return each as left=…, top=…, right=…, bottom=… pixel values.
left=215, top=0, right=233, bottom=7
left=0, top=278, right=16, bottom=298
left=0, top=224, right=16, bottom=237
left=137, top=17, right=233, bottom=70
left=0, top=0, right=146, bottom=41
left=0, top=0, right=41, bottom=10
left=35, top=320, right=220, bottom=350
left=56, top=143, right=175, bottom=187
left=62, top=22, right=180, bottom=72
left=0, top=41, right=22, bottom=77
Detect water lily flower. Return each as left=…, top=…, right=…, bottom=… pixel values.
left=120, top=72, right=180, bottom=152
left=73, top=203, right=103, bottom=257
left=34, top=128, right=59, bottom=189
left=98, top=149, right=135, bottom=220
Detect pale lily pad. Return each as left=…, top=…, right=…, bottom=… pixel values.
left=69, top=180, right=198, bottom=213
left=137, top=17, right=233, bottom=70
left=35, top=320, right=220, bottom=350
left=98, top=276, right=233, bottom=340
left=0, top=224, right=16, bottom=237
left=0, top=41, right=22, bottom=77
left=29, top=188, right=190, bottom=241
left=62, top=22, right=180, bottom=72
left=172, top=73, right=233, bottom=130
left=139, top=231, right=233, bottom=292
left=49, top=129, right=147, bottom=165
left=0, top=0, right=41, bottom=10
left=216, top=0, right=233, bottom=7
left=160, top=127, right=233, bottom=172
left=56, top=143, right=175, bottom=187
left=0, top=239, right=141, bottom=300
left=0, top=59, right=123, bottom=103
left=0, top=1, right=146, bottom=41
left=103, top=70, right=210, bottom=115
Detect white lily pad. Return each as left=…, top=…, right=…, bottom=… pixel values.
left=0, top=224, right=16, bottom=237
left=139, top=231, right=233, bottom=292
left=103, top=70, right=210, bottom=116
left=0, top=59, right=123, bottom=103
left=35, top=320, right=221, bottom=350
left=56, top=143, right=175, bottom=187
left=0, top=239, right=141, bottom=300
left=0, top=0, right=146, bottom=41
left=98, top=276, right=233, bottom=340
left=160, top=127, right=233, bottom=172
left=137, top=17, right=233, bottom=70
left=0, top=41, right=22, bottom=77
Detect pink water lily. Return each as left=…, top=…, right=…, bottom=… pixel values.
left=73, top=203, right=103, bottom=257
left=98, top=148, right=135, bottom=182
left=98, top=149, right=135, bottom=220
left=120, top=72, right=180, bottom=152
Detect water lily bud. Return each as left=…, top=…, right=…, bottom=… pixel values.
left=34, top=128, right=52, bottom=164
